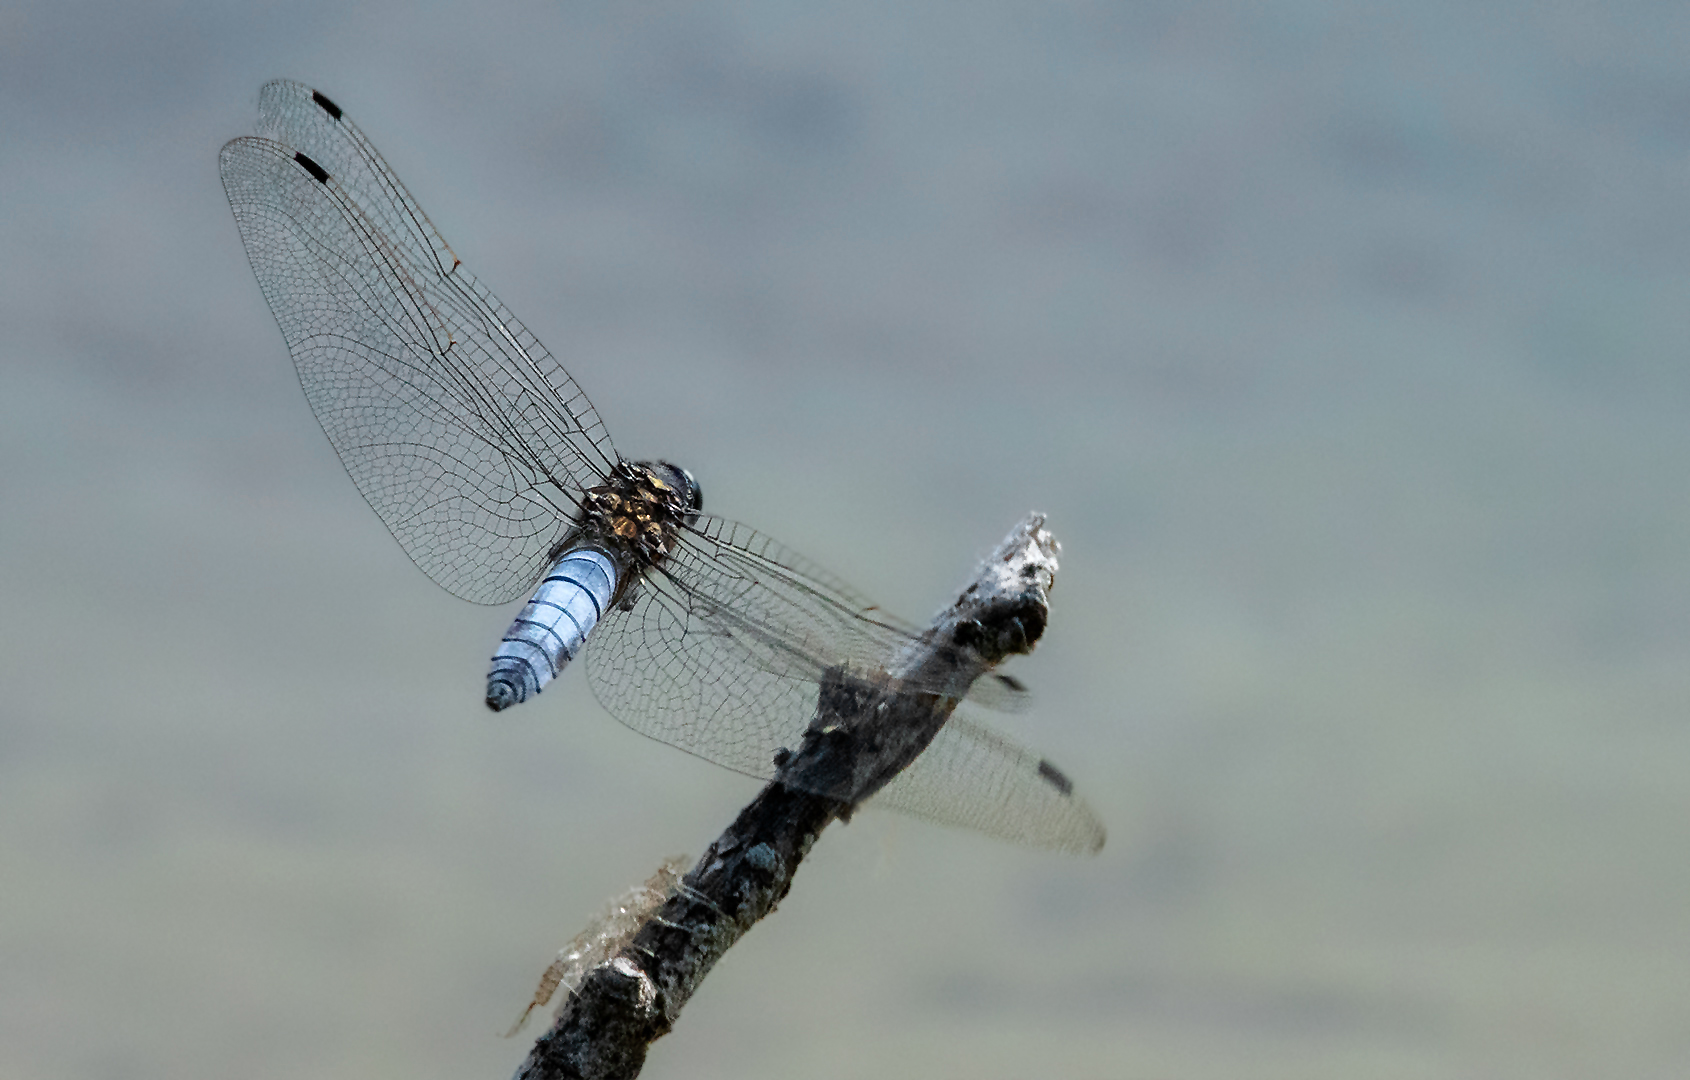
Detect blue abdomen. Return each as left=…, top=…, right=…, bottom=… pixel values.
left=486, top=548, right=618, bottom=711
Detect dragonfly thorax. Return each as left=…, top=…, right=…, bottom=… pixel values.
left=578, top=460, right=702, bottom=566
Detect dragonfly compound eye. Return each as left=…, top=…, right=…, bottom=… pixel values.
left=642, top=460, right=703, bottom=515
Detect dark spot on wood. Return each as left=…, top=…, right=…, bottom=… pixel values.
left=1001, top=616, right=1028, bottom=654
left=294, top=152, right=329, bottom=184
left=952, top=619, right=984, bottom=650
left=312, top=89, right=343, bottom=120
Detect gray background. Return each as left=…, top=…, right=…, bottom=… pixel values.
left=5, top=1, right=1689, bottom=1077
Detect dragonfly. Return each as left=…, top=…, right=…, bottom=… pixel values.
left=220, top=81, right=1103, bottom=854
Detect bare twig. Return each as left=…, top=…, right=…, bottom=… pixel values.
left=513, top=514, right=1061, bottom=1080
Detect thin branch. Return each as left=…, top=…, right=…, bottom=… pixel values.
left=513, top=513, right=1061, bottom=1080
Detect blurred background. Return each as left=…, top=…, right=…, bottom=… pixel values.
left=4, top=1, right=1689, bottom=1077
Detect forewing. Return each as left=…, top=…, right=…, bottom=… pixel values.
left=585, top=515, right=920, bottom=778
left=219, top=81, right=617, bottom=604
left=872, top=708, right=1106, bottom=854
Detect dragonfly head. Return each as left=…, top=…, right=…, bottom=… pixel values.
left=641, top=460, right=703, bottom=518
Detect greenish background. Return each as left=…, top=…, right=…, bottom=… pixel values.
left=4, top=2, right=1688, bottom=1076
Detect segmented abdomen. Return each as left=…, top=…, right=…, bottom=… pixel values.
left=485, top=548, right=617, bottom=711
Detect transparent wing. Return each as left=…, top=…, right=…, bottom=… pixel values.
left=871, top=708, right=1106, bottom=854
left=586, top=514, right=921, bottom=778
left=585, top=516, right=1065, bottom=840
left=219, top=80, right=617, bottom=604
